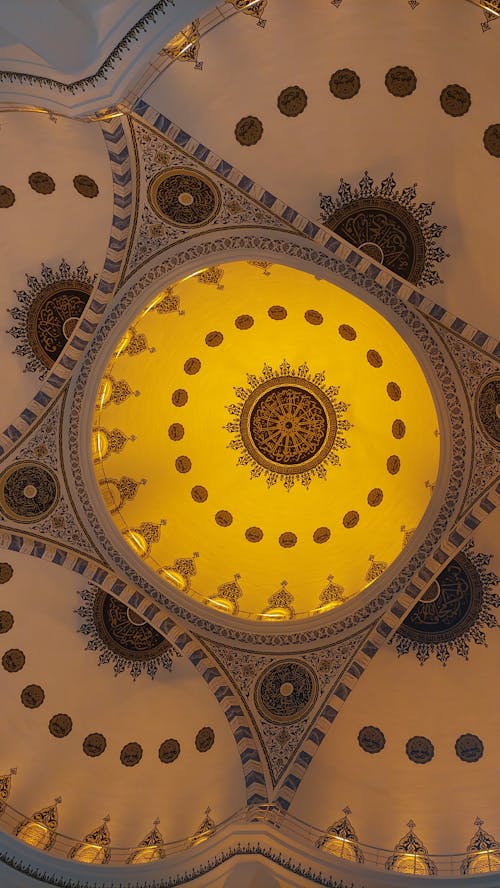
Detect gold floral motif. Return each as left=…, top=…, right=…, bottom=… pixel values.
left=366, top=554, right=388, bottom=583
left=163, top=20, right=202, bottom=67
left=197, top=266, right=224, bottom=289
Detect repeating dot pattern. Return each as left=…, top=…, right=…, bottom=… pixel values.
left=0, top=174, right=100, bottom=208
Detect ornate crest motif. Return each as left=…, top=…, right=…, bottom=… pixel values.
left=75, top=585, right=175, bottom=680
left=226, top=0, right=267, bottom=26
left=393, top=541, right=500, bottom=665
left=163, top=20, right=203, bottom=68
left=225, top=360, right=351, bottom=490
left=69, top=816, right=111, bottom=865
left=461, top=818, right=500, bottom=874
left=316, top=807, right=364, bottom=863
left=320, top=172, right=448, bottom=287
left=127, top=819, right=165, bottom=864
left=7, top=259, right=96, bottom=377
left=190, top=808, right=216, bottom=845
left=385, top=821, right=437, bottom=875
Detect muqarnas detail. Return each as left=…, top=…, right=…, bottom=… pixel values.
left=320, top=172, right=448, bottom=287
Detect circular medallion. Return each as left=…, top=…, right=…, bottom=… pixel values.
left=268, top=305, right=287, bottom=320
left=28, top=172, right=55, bottom=194
left=329, top=68, right=361, bottom=100
left=172, top=389, right=188, bottom=406
left=455, top=733, right=484, bottom=763
left=25, top=282, right=90, bottom=370
left=440, top=84, right=471, bottom=117
left=120, top=742, right=142, bottom=766
left=476, top=373, right=500, bottom=445
left=277, top=86, right=308, bottom=117
left=2, top=649, right=25, bottom=672
left=48, top=713, right=73, bottom=738
left=367, top=349, right=383, bottom=368
left=0, top=611, right=14, bottom=634
left=483, top=124, right=500, bottom=158
left=387, top=455, right=401, bottom=475
left=159, top=738, right=181, bottom=763
left=360, top=242, right=384, bottom=263
left=21, top=684, right=45, bottom=709
left=184, top=357, right=201, bottom=375
left=367, top=488, right=384, bottom=507
left=339, top=324, right=357, bottom=341
left=358, top=725, right=386, bottom=754
left=304, top=309, right=323, bottom=325
left=240, top=378, right=337, bottom=477
left=0, top=564, right=13, bottom=584
left=93, top=590, right=172, bottom=665
left=279, top=531, right=297, bottom=548
left=343, top=510, right=359, bottom=528
left=83, top=733, right=107, bottom=757
left=0, top=462, right=59, bottom=523
left=385, top=66, right=417, bottom=97
left=406, top=735, right=434, bottom=764
left=73, top=175, right=99, bottom=198
left=195, top=727, right=215, bottom=752
left=168, top=423, right=184, bottom=441
left=0, top=186, right=15, bottom=208
left=254, top=660, right=318, bottom=724
left=392, top=419, right=406, bottom=439
left=175, top=455, right=192, bottom=474
left=235, top=116, right=263, bottom=146
left=215, top=510, right=233, bottom=527
left=235, top=314, right=254, bottom=330
left=387, top=381, right=402, bottom=401
left=313, top=526, right=331, bottom=544
left=205, top=331, right=223, bottom=347
left=191, top=485, right=208, bottom=502
left=398, top=553, right=484, bottom=646
left=245, top=526, right=263, bottom=542
left=148, top=168, right=220, bottom=227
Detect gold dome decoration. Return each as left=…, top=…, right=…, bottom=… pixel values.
left=260, top=581, right=295, bottom=621
left=98, top=476, right=146, bottom=514
left=127, top=819, right=165, bottom=865
left=163, top=20, right=202, bottom=67
left=318, top=575, right=345, bottom=612
left=15, top=797, right=61, bottom=851
left=461, top=817, right=500, bottom=875
left=207, top=575, right=243, bottom=615
left=69, top=816, right=111, bottom=865
left=190, top=807, right=216, bottom=846
left=316, top=806, right=364, bottom=863
left=91, top=427, right=135, bottom=463
left=92, top=261, right=439, bottom=620
left=385, top=820, right=437, bottom=876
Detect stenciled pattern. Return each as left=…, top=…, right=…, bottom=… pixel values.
left=254, top=660, right=319, bottom=725
left=393, top=542, right=500, bottom=665
left=0, top=461, right=59, bottom=523
left=7, top=259, right=96, bottom=377
left=75, top=585, right=176, bottom=680
left=320, top=171, right=448, bottom=287
left=148, top=168, right=221, bottom=227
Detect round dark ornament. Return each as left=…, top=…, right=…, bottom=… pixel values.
left=2, top=648, right=25, bottom=672
left=235, top=314, right=254, bottom=330
left=175, top=455, right=191, bottom=474
left=149, top=168, right=220, bottom=227
left=83, top=733, right=107, bottom=757
left=184, top=357, right=201, bottom=375
left=73, top=175, right=99, bottom=198
left=28, top=172, right=55, bottom=195
left=387, top=455, right=401, bottom=475
left=0, top=461, right=59, bottom=523
left=235, top=116, right=263, bottom=146
left=0, top=611, right=14, bottom=634
left=0, top=186, right=15, bottom=208
left=191, top=485, right=208, bottom=503
left=268, top=305, right=287, bottom=320
left=215, top=509, right=233, bottom=527
left=245, top=526, right=263, bottom=542
left=367, top=349, right=383, bottom=368
left=343, top=510, right=359, bottom=528
left=14, top=281, right=91, bottom=372
left=49, top=713, right=73, bottom=738
left=277, top=86, right=308, bottom=117
left=367, top=488, right=383, bottom=507
left=387, top=381, right=402, bottom=401
left=392, top=419, right=406, bottom=439
left=385, top=66, right=417, bottom=97
left=168, top=423, right=184, bottom=441
left=93, top=590, right=171, bottom=664
left=205, top=331, right=223, bottom=347
left=455, top=733, right=484, bottom=763
left=254, top=660, right=318, bottom=725
left=21, top=685, right=45, bottom=709
left=305, top=309, right=323, bottom=325
left=329, top=68, right=361, bottom=100
left=440, top=84, right=471, bottom=117
left=172, top=389, right=188, bottom=406
left=483, top=124, right=500, bottom=158
left=339, top=324, right=357, bottom=341
left=358, top=725, right=386, bottom=754
left=159, top=738, right=181, bottom=763
left=313, top=526, right=330, bottom=544
left=195, top=727, right=215, bottom=752
left=398, top=553, right=484, bottom=646
left=0, top=564, right=13, bottom=584
left=406, top=735, right=434, bottom=764
left=120, top=742, right=142, bottom=766
left=476, top=373, right=500, bottom=445
left=279, top=531, right=297, bottom=548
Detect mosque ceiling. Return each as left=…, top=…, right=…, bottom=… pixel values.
left=0, top=1, right=499, bottom=884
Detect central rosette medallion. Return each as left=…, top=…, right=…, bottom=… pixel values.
left=225, top=361, right=351, bottom=490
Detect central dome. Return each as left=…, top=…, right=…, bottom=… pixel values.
left=92, top=261, right=440, bottom=621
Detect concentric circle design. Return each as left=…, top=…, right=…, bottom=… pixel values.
left=148, top=168, right=220, bottom=227
left=0, top=461, right=59, bottom=523
left=243, top=380, right=336, bottom=471
left=254, top=660, right=318, bottom=724
left=93, top=590, right=172, bottom=664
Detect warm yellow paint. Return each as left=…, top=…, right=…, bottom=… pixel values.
left=92, top=262, right=440, bottom=621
